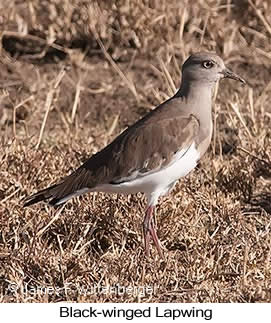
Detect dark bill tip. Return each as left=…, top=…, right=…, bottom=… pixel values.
left=222, top=68, right=246, bottom=84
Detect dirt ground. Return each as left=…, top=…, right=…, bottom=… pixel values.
left=1, top=0, right=271, bottom=302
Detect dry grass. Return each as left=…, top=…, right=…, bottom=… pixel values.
left=1, top=0, right=271, bottom=303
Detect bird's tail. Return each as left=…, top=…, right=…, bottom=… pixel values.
left=23, top=169, right=91, bottom=207
left=23, top=183, right=65, bottom=207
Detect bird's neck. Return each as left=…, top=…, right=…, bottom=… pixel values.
left=175, top=79, right=215, bottom=120
left=177, top=78, right=214, bottom=100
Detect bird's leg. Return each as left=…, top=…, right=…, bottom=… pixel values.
left=143, top=205, right=163, bottom=258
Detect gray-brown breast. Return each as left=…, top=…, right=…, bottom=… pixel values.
left=194, top=117, right=213, bottom=159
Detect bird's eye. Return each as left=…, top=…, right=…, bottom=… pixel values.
left=202, top=60, right=214, bottom=69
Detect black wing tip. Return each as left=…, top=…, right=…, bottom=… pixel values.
left=23, top=192, right=63, bottom=208
left=23, top=193, right=47, bottom=207
left=23, top=183, right=61, bottom=208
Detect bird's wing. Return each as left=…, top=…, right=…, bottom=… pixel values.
left=103, top=114, right=200, bottom=184
left=24, top=101, right=200, bottom=206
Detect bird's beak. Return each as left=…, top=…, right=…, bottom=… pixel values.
left=221, top=68, right=246, bottom=84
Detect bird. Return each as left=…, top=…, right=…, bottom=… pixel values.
left=23, top=52, right=246, bottom=258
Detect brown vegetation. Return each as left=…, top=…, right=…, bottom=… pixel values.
left=0, top=0, right=271, bottom=302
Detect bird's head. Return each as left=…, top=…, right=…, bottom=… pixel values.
left=182, top=52, right=246, bottom=85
